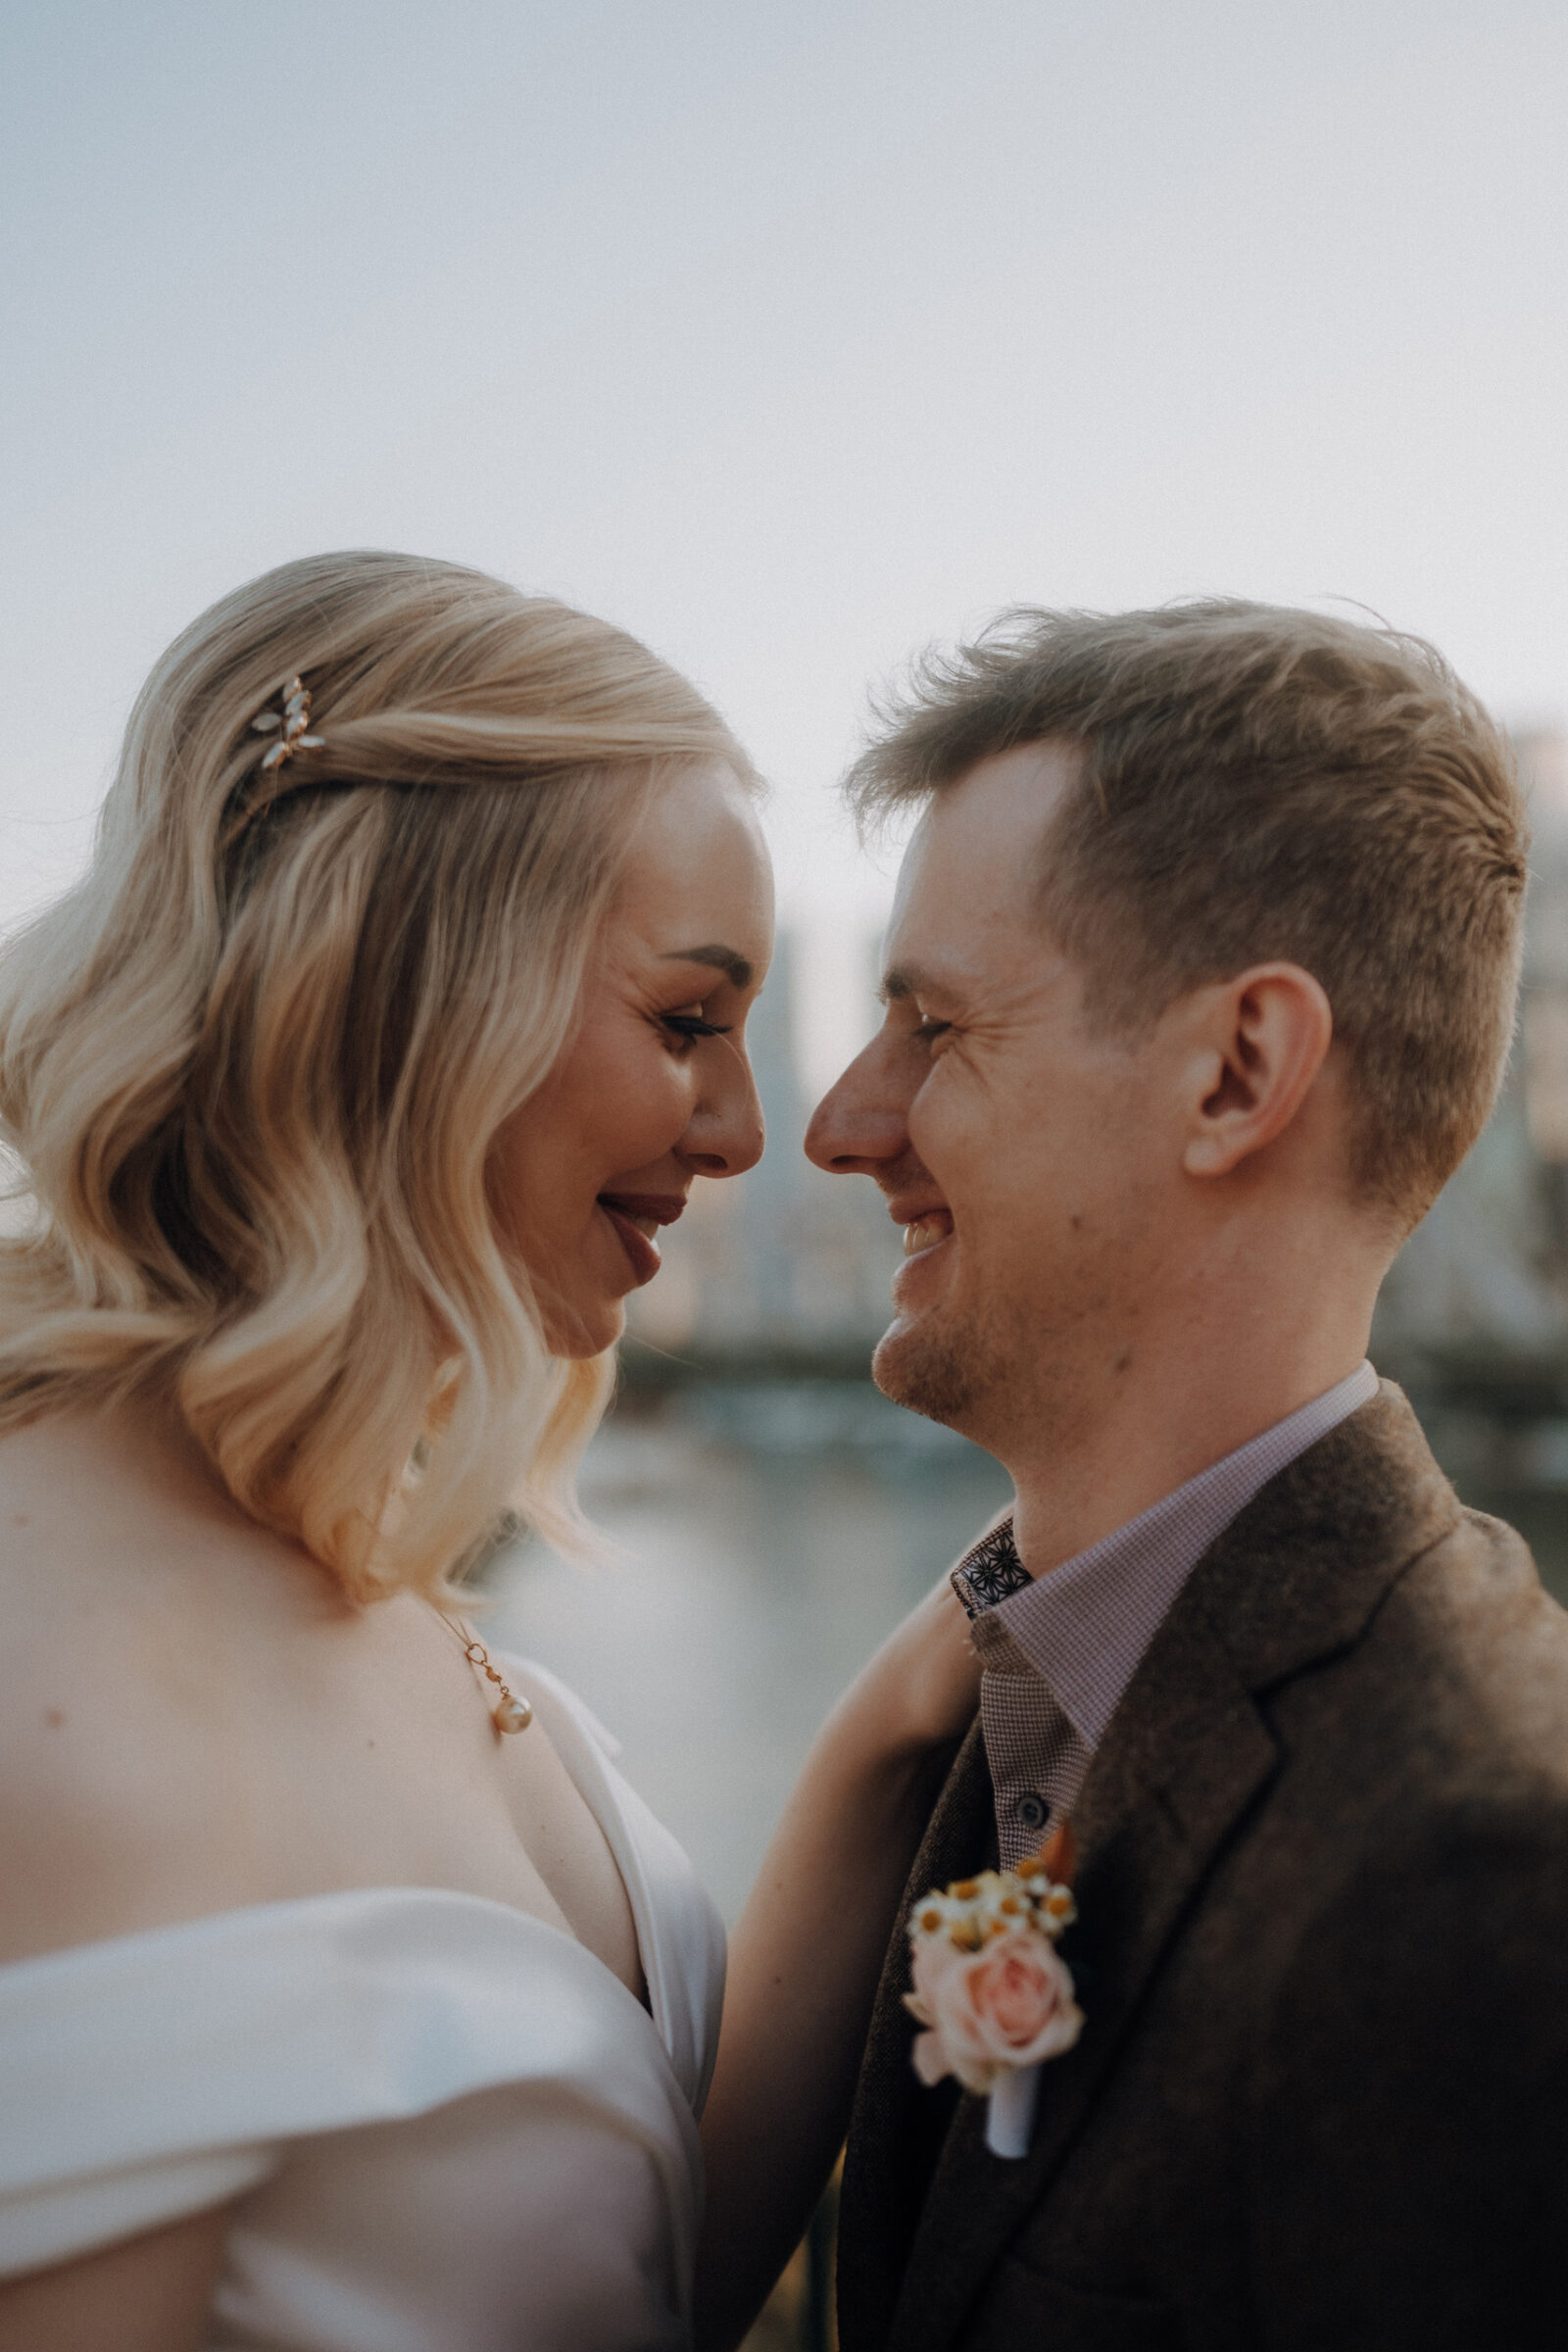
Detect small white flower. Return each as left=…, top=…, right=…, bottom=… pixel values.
left=908, top=1889, right=974, bottom=1942
left=1038, top=1883, right=1077, bottom=1935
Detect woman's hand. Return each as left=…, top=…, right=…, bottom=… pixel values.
left=833, top=1566, right=984, bottom=1760
left=817, top=1500, right=1008, bottom=1767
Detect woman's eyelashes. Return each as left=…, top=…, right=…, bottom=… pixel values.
left=660, top=1009, right=733, bottom=1052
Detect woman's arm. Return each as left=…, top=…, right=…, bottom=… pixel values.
left=694, top=1564, right=984, bottom=2351
left=0, top=2205, right=234, bottom=2352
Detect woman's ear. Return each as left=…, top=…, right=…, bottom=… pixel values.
left=1180, top=962, right=1334, bottom=1179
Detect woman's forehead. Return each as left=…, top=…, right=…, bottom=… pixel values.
left=617, top=767, right=773, bottom=961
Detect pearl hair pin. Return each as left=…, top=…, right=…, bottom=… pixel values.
left=223, top=673, right=329, bottom=848
left=435, top=1609, right=534, bottom=1734
left=249, top=675, right=324, bottom=771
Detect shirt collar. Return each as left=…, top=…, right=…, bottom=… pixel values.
left=951, top=1360, right=1380, bottom=1751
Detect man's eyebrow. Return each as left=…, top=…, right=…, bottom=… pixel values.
left=661, top=945, right=753, bottom=988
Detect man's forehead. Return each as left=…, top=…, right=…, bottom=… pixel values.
left=911, top=744, right=1074, bottom=882
left=935, top=740, right=1080, bottom=831
left=880, top=896, right=1062, bottom=1011
left=883, top=748, right=1076, bottom=972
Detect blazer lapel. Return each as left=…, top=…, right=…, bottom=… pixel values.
left=888, top=1611, right=1278, bottom=2352
left=838, top=1720, right=996, bottom=2352
left=883, top=1384, right=1462, bottom=2352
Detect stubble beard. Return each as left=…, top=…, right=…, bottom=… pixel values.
left=871, top=1289, right=1027, bottom=1435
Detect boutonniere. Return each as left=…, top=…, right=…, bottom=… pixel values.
left=905, top=1822, right=1082, bottom=2159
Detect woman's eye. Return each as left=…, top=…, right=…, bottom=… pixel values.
left=911, top=1019, right=952, bottom=1045
left=660, top=1012, right=732, bottom=1051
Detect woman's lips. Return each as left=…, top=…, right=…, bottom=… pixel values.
left=597, top=1194, right=686, bottom=1287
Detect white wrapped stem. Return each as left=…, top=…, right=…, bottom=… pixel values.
left=984, top=2062, right=1042, bottom=2160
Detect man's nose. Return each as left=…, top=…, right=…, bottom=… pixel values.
left=805, top=1035, right=912, bottom=1174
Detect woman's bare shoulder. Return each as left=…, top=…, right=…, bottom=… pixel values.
left=0, top=1409, right=318, bottom=1966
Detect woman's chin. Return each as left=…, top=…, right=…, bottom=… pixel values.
left=540, top=1294, right=627, bottom=1360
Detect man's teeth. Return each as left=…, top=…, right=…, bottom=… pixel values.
left=903, top=1214, right=950, bottom=1256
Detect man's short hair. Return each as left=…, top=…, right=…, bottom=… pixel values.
left=847, top=601, right=1529, bottom=1225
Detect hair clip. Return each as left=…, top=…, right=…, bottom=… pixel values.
left=249, top=676, right=324, bottom=772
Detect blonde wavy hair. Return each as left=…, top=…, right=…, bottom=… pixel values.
left=0, top=551, right=754, bottom=1600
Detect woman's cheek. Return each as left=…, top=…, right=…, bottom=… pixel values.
left=607, top=1042, right=696, bottom=1163
left=654, top=1057, right=701, bottom=1151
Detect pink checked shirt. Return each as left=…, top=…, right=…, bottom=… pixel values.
left=951, top=1361, right=1380, bottom=1866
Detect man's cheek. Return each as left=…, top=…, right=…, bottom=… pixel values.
left=909, top=1081, right=972, bottom=1172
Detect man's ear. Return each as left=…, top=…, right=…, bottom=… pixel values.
left=1179, top=962, right=1334, bottom=1179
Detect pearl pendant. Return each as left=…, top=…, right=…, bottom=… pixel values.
left=433, top=1606, right=534, bottom=1736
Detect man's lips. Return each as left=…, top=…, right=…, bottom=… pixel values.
left=596, top=1193, right=687, bottom=1286
left=888, top=1201, right=955, bottom=1258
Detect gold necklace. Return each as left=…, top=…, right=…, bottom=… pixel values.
left=435, top=1609, right=533, bottom=1734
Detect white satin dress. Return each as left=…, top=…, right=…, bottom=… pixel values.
left=0, top=1659, right=726, bottom=2351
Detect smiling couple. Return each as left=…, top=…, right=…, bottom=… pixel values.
left=0, top=557, right=1564, bottom=2352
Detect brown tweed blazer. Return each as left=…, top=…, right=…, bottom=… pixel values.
left=837, top=1384, right=1568, bottom=2352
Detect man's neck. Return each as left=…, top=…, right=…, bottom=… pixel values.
left=1002, top=1326, right=1373, bottom=1579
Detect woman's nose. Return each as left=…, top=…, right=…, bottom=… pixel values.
left=682, top=1050, right=765, bottom=1178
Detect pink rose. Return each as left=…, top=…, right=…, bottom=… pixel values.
left=906, top=1927, right=1084, bottom=2096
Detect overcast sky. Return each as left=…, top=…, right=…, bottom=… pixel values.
left=5, top=0, right=1567, bottom=1003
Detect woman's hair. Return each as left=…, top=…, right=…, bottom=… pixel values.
left=0, top=550, right=754, bottom=1600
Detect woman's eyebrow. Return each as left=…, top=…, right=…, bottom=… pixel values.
left=662, top=945, right=753, bottom=988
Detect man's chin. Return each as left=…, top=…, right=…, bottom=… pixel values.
left=871, top=1312, right=983, bottom=1429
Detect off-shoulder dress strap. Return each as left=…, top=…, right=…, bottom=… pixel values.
left=0, top=1899, right=707, bottom=2286
left=505, top=1655, right=725, bottom=2112
left=0, top=1655, right=725, bottom=2298
left=0, top=1886, right=699, bottom=2280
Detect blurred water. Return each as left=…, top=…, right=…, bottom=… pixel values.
left=489, top=1385, right=1568, bottom=1925
left=490, top=1387, right=1010, bottom=1922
